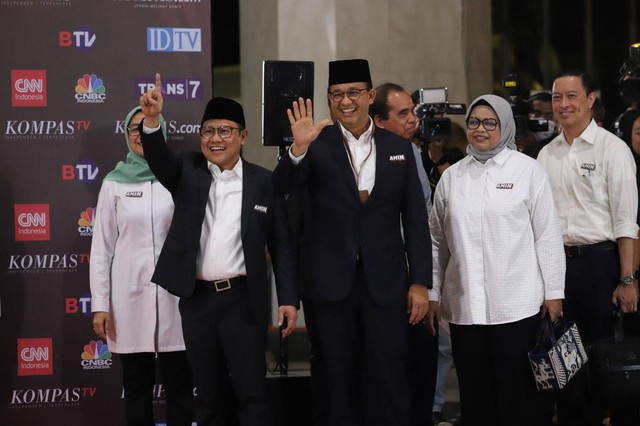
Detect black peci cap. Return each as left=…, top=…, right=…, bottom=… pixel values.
left=328, top=59, right=372, bottom=87
left=201, top=97, right=246, bottom=128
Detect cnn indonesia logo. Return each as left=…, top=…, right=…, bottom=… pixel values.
left=11, top=70, right=47, bottom=107
left=14, top=204, right=50, bottom=241
left=17, top=338, right=53, bottom=376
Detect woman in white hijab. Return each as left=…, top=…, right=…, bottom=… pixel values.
left=426, top=94, right=565, bottom=425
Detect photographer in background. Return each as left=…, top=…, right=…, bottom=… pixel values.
left=410, top=90, right=466, bottom=199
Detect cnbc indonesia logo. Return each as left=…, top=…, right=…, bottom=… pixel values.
left=12, top=70, right=47, bottom=107
left=15, top=204, right=50, bottom=241
left=78, top=207, right=95, bottom=237
left=75, top=74, right=106, bottom=103
left=81, top=340, right=112, bottom=370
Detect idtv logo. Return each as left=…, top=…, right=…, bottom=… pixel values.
left=59, top=28, right=96, bottom=49
left=147, top=27, right=201, bottom=52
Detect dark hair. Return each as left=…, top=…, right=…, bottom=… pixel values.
left=552, top=68, right=597, bottom=95
left=617, top=109, right=640, bottom=147
left=370, top=82, right=405, bottom=120
left=592, top=97, right=606, bottom=125
left=528, top=92, right=552, bottom=103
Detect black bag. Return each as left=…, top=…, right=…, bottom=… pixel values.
left=528, top=315, right=588, bottom=391
left=590, top=311, right=640, bottom=409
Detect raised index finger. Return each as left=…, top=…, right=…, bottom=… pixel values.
left=154, top=73, right=162, bottom=94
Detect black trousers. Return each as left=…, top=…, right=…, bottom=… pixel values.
left=450, top=314, right=551, bottom=426
left=120, top=351, right=194, bottom=426
left=179, top=281, right=270, bottom=426
left=311, top=263, right=412, bottom=426
left=408, top=321, right=439, bottom=426
left=557, top=249, right=640, bottom=425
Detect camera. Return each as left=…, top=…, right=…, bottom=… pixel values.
left=502, top=74, right=549, bottom=138
left=619, top=42, right=640, bottom=106
left=412, top=87, right=466, bottom=142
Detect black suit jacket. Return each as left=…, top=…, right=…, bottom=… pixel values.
left=141, top=128, right=298, bottom=326
left=273, top=124, right=432, bottom=309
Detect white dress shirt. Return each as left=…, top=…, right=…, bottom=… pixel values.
left=289, top=120, right=377, bottom=194
left=537, top=119, right=639, bottom=245
left=196, top=159, right=246, bottom=280
left=429, top=148, right=565, bottom=325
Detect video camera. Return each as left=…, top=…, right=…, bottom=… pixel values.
left=413, top=87, right=466, bottom=142
left=502, top=74, right=549, bottom=138
left=619, top=42, right=640, bottom=105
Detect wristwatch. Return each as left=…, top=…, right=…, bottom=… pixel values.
left=620, top=275, right=636, bottom=286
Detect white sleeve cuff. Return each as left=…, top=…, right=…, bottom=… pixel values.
left=143, top=123, right=161, bottom=134
left=288, top=146, right=306, bottom=164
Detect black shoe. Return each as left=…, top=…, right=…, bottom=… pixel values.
left=432, top=411, right=453, bottom=426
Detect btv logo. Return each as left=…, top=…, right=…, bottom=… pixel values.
left=17, top=338, right=53, bottom=376
left=12, top=70, right=47, bottom=107
left=15, top=204, right=50, bottom=241
left=59, top=27, right=96, bottom=49
left=147, top=27, right=201, bottom=52
left=65, top=292, right=92, bottom=316
left=62, top=163, right=99, bottom=182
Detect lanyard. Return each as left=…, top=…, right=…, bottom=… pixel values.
left=341, top=126, right=375, bottom=202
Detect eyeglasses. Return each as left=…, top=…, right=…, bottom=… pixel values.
left=466, top=117, right=499, bottom=131
left=127, top=125, right=140, bottom=136
left=328, top=88, right=369, bottom=102
left=199, top=125, right=242, bottom=140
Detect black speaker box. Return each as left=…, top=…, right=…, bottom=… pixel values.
left=262, top=60, right=314, bottom=146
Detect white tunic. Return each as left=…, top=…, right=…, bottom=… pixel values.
left=90, top=180, right=186, bottom=353
left=429, top=149, right=565, bottom=325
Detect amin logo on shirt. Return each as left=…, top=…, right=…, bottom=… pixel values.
left=496, top=183, right=514, bottom=189
left=125, top=191, right=143, bottom=198
left=254, top=205, right=268, bottom=214
left=580, top=163, right=596, bottom=171
left=389, top=155, right=405, bottom=162
left=580, top=163, right=596, bottom=176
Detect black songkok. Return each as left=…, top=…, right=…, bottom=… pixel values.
left=200, top=97, right=246, bottom=128
left=328, top=59, right=372, bottom=86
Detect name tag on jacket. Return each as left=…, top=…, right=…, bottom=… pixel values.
left=389, top=154, right=405, bottom=162
left=253, top=204, right=268, bottom=214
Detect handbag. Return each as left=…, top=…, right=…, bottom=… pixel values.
left=528, top=315, right=588, bottom=391
left=590, top=311, right=640, bottom=408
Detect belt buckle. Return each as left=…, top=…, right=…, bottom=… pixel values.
left=214, top=279, right=232, bottom=292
